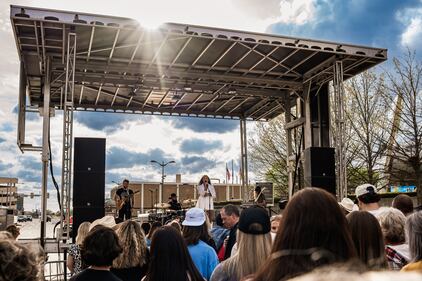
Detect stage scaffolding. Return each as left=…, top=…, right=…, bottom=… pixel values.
left=10, top=5, right=387, bottom=247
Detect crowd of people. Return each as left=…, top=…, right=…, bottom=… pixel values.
left=1, top=183, right=422, bottom=281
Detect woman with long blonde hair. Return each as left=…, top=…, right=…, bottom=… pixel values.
left=67, top=221, right=91, bottom=275
left=111, top=220, right=149, bottom=281
left=211, top=206, right=272, bottom=281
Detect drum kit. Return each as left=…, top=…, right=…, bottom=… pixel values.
left=147, top=199, right=197, bottom=224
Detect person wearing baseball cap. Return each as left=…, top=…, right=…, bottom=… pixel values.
left=355, top=183, right=382, bottom=217
left=210, top=206, right=272, bottom=281
left=182, top=208, right=219, bottom=280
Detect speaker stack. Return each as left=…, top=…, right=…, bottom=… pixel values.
left=303, top=147, right=336, bottom=195
left=73, top=138, right=106, bottom=240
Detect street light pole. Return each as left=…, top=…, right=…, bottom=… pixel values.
left=150, top=160, right=175, bottom=203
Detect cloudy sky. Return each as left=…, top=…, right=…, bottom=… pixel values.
left=0, top=0, right=421, bottom=212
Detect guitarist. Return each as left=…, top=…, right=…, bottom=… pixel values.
left=115, top=179, right=134, bottom=222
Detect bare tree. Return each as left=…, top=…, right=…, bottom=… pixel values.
left=344, top=70, right=389, bottom=189
left=384, top=50, right=422, bottom=204
left=248, top=116, right=288, bottom=197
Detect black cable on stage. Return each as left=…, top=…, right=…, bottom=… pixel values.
left=292, top=131, right=303, bottom=193
left=48, top=124, right=64, bottom=258
left=48, top=129, right=62, bottom=212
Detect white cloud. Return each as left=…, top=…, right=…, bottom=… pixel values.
left=401, top=17, right=422, bottom=48
left=21, top=0, right=277, bottom=33
left=279, top=0, right=315, bottom=25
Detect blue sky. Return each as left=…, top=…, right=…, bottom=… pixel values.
left=0, top=0, right=421, bottom=211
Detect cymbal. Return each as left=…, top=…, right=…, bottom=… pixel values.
left=182, top=199, right=197, bottom=205
left=154, top=202, right=171, bottom=209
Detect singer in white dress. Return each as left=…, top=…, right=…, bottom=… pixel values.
left=196, top=175, right=216, bottom=220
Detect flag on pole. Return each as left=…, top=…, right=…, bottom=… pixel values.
left=231, top=160, right=234, bottom=184
left=239, top=165, right=243, bottom=184
left=226, top=163, right=231, bottom=182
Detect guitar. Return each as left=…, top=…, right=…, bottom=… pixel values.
left=116, top=189, right=140, bottom=211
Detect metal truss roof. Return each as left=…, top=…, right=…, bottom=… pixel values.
left=11, top=5, right=387, bottom=121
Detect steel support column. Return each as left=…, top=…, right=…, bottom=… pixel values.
left=240, top=119, right=248, bottom=201
left=17, top=61, right=26, bottom=147
left=333, top=61, right=347, bottom=199
left=40, top=57, right=51, bottom=248
left=59, top=32, right=76, bottom=242
left=284, top=96, right=294, bottom=199
left=303, top=82, right=312, bottom=149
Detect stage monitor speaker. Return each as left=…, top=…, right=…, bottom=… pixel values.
left=303, top=147, right=336, bottom=195
left=73, top=138, right=106, bottom=236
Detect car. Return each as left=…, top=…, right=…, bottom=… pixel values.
left=47, top=215, right=52, bottom=222
left=25, top=215, right=33, bottom=222
left=17, top=215, right=27, bottom=222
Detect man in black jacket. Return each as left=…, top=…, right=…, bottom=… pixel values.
left=220, top=204, right=240, bottom=260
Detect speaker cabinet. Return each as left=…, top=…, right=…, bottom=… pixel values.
left=72, top=207, right=105, bottom=236
left=303, top=147, right=336, bottom=195
left=73, top=138, right=106, bottom=240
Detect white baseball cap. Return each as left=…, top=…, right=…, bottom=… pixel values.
left=355, top=183, right=378, bottom=198
left=182, top=208, right=206, bottom=226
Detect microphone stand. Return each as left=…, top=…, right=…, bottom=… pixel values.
left=149, top=189, right=154, bottom=213
left=155, top=189, right=158, bottom=214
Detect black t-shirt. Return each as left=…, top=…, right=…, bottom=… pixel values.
left=168, top=199, right=182, bottom=211
left=70, top=269, right=122, bottom=281
left=111, top=265, right=148, bottom=281
left=116, top=188, right=134, bottom=209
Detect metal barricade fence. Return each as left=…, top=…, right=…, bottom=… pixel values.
left=44, top=259, right=70, bottom=281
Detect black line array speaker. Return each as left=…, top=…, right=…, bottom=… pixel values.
left=303, top=147, right=336, bottom=195
left=73, top=138, right=106, bottom=240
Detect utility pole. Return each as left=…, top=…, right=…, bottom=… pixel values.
left=150, top=160, right=176, bottom=203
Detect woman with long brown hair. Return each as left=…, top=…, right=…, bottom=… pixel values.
left=111, top=220, right=149, bottom=281
left=347, top=211, right=387, bottom=269
left=143, top=226, right=204, bottom=281
left=252, top=188, right=356, bottom=281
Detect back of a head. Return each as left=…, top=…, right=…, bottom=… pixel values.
left=147, top=221, right=162, bottom=239
left=0, top=231, right=14, bottom=240
left=76, top=221, right=91, bottom=245
left=276, top=188, right=355, bottom=259
left=355, top=184, right=380, bottom=205
left=392, top=194, right=414, bottom=216
left=5, top=225, right=19, bottom=239
left=287, top=267, right=422, bottom=281
left=346, top=211, right=386, bottom=269
left=113, top=220, right=148, bottom=268
left=377, top=207, right=406, bottom=245
left=254, top=188, right=356, bottom=281
left=222, top=204, right=240, bottom=217
left=0, top=240, right=41, bottom=281
left=81, top=226, right=122, bottom=267
left=147, top=226, right=203, bottom=281
left=406, top=211, right=422, bottom=262
left=225, top=206, right=272, bottom=279
left=215, top=213, right=224, bottom=227
left=141, top=222, right=151, bottom=235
